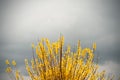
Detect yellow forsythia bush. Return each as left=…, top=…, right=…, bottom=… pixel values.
left=5, top=36, right=114, bottom=80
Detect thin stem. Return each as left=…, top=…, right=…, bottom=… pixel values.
left=60, top=35, right=62, bottom=80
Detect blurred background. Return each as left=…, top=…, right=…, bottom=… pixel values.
left=0, top=0, right=120, bottom=79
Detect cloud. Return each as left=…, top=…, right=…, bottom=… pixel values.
left=99, top=61, right=120, bottom=79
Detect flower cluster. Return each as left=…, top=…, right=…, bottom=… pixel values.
left=5, top=36, right=115, bottom=80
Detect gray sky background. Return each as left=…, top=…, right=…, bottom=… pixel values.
left=0, top=0, right=120, bottom=80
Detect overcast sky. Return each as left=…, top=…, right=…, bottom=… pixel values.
left=0, top=0, right=120, bottom=80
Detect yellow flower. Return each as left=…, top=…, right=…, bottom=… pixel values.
left=93, top=42, right=96, bottom=50
left=12, top=60, right=16, bottom=66
left=5, top=36, right=113, bottom=80
left=67, top=45, right=71, bottom=53
left=5, top=67, right=12, bottom=73
left=61, top=36, right=64, bottom=46
left=5, top=59, right=10, bottom=65
left=15, top=70, right=19, bottom=80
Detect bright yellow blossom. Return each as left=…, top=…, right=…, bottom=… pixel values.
left=5, top=59, right=10, bottom=65
left=5, top=36, right=115, bottom=80
left=5, top=67, right=12, bottom=73
left=12, top=60, right=16, bottom=66
left=93, top=42, right=96, bottom=51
